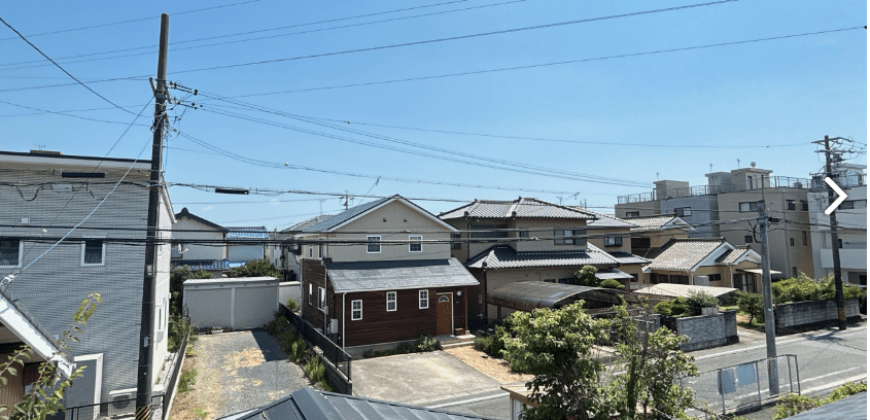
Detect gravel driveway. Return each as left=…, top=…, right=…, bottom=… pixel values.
left=171, top=329, right=309, bottom=420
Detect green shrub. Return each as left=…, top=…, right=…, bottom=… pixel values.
left=168, top=316, right=194, bottom=353
left=286, top=297, right=301, bottom=312
left=473, top=335, right=493, bottom=352
left=396, top=342, right=415, bottom=354
left=737, top=291, right=763, bottom=324
left=825, top=381, right=867, bottom=403
left=305, top=357, right=326, bottom=383
left=599, top=279, right=624, bottom=289
left=178, top=369, right=197, bottom=393
left=686, top=290, right=719, bottom=315
left=415, top=334, right=437, bottom=352
left=771, top=273, right=867, bottom=305
left=653, top=301, right=674, bottom=316
left=773, top=393, right=822, bottom=420
left=319, top=379, right=333, bottom=392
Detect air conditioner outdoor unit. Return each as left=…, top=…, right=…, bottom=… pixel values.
left=329, top=319, right=339, bottom=334
left=107, top=388, right=137, bottom=418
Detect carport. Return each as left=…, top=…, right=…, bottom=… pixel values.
left=487, top=281, right=640, bottom=320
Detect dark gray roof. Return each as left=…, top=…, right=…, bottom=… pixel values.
left=606, top=251, right=651, bottom=265
left=304, top=197, right=393, bottom=232
left=281, top=215, right=336, bottom=233
left=784, top=392, right=866, bottom=419
left=226, top=226, right=269, bottom=239
left=585, top=211, right=638, bottom=228
left=324, top=258, right=479, bottom=293
left=439, top=197, right=597, bottom=220
left=465, top=244, right=619, bottom=269
left=218, top=387, right=496, bottom=420
left=487, top=281, right=639, bottom=311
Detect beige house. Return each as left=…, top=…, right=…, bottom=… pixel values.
left=643, top=238, right=765, bottom=292
left=439, top=198, right=640, bottom=321
left=624, top=214, right=693, bottom=258
left=585, top=211, right=652, bottom=285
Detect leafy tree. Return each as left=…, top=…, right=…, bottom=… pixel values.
left=574, top=265, right=600, bottom=287
left=0, top=293, right=101, bottom=420
left=599, top=279, right=624, bottom=290
left=736, top=291, right=763, bottom=324
left=502, top=301, right=610, bottom=420
left=169, top=265, right=213, bottom=315
left=227, top=259, right=281, bottom=278
left=607, top=302, right=698, bottom=420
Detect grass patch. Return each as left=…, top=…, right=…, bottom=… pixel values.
left=178, top=369, right=197, bottom=393
left=190, top=407, right=209, bottom=420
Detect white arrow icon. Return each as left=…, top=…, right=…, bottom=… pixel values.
left=824, top=177, right=848, bottom=215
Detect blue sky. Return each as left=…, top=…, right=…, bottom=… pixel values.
left=1, top=0, right=866, bottom=229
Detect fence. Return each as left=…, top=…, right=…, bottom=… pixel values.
left=280, top=305, right=352, bottom=394
left=682, top=355, right=800, bottom=416
left=162, top=315, right=191, bottom=417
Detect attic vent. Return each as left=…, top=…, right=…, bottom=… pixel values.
left=61, top=172, right=105, bottom=178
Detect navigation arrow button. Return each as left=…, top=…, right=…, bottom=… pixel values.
left=824, top=177, right=848, bottom=215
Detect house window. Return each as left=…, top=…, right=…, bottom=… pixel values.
left=790, top=238, right=795, bottom=246
left=801, top=200, right=809, bottom=211
left=308, top=284, right=312, bottom=305
left=366, top=236, right=381, bottom=253
left=744, top=235, right=753, bottom=244
left=419, top=290, right=429, bottom=309
left=309, top=246, right=313, bottom=258
left=318, top=287, right=325, bottom=311
left=351, top=300, right=362, bottom=320
left=554, top=228, right=586, bottom=246
left=409, top=236, right=422, bottom=253
left=674, top=207, right=692, bottom=217
left=451, top=233, right=462, bottom=250
left=81, top=239, right=105, bottom=266
left=708, top=274, right=722, bottom=281
left=631, top=237, right=651, bottom=250
left=625, top=211, right=640, bottom=218
left=803, top=231, right=808, bottom=246
left=739, top=201, right=763, bottom=212
left=0, top=239, right=22, bottom=268
left=630, top=274, right=639, bottom=282
left=518, top=229, right=529, bottom=238
left=386, top=291, right=397, bottom=311
left=604, top=235, right=622, bottom=247
left=786, top=200, right=796, bottom=211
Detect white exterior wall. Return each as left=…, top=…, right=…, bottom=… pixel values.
left=171, top=217, right=225, bottom=261
left=184, top=280, right=278, bottom=330
left=809, top=182, right=867, bottom=281
left=227, top=244, right=264, bottom=262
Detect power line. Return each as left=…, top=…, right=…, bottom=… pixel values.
left=0, top=99, right=151, bottom=127
left=0, top=16, right=137, bottom=115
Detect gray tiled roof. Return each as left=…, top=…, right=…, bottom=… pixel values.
left=466, top=243, right=619, bottom=269
left=225, top=226, right=269, bottom=239
left=281, top=215, right=336, bottom=233
left=643, top=238, right=727, bottom=272
left=585, top=211, right=638, bottom=228
left=716, top=245, right=752, bottom=264
left=218, top=387, right=496, bottom=420
left=784, top=393, right=867, bottom=419
left=626, top=214, right=684, bottom=233
left=303, top=196, right=394, bottom=232
left=606, top=251, right=650, bottom=265
left=324, top=258, right=479, bottom=293
left=439, top=197, right=597, bottom=220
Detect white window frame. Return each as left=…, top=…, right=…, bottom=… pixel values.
left=0, top=239, right=23, bottom=269
left=604, top=235, right=622, bottom=247
left=518, top=229, right=529, bottom=238
left=675, top=207, right=692, bottom=217
left=419, top=290, right=429, bottom=309
left=308, top=283, right=313, bottom=305
left=366, top=236, right=381, bottom=254
left=450, top=233, right=462, bottom=250
left=409, top=235, right=422, bottom=253
left=351, top=300, right=363, bottom=321
left=80, top=238, right=106, bottom=267
left=386, top=291, right=397, bottom=312
left=317, top=287, right=326, bottom=311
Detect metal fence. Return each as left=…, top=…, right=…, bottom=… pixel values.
left=280, top=306, right=352, bottom=385
left=162, top=315, right=190, bottom=416
left=682, top=354, right=800, bottom=416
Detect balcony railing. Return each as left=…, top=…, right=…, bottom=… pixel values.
left=811, top=173, right=865, bottom=191
left=618, top=191, right=656, bottom=204
left=617, top=176, right=811, bottom=203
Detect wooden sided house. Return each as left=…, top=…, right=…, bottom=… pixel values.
left=297, top=195, right=479, bottom=356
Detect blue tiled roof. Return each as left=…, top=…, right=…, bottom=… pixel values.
left=172, top=259, right=247, bottom=271
left=226, top=226, right=269, bottom=239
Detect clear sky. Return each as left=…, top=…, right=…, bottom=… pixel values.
left=1, top=0, right=866, bottom=229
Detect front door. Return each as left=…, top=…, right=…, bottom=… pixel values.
left=436, top=294, right=452, bottom=335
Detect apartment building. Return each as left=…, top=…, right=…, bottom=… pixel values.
left=808, top=164, right=867, bottom=285
left=616, top=165, right=813, bottom=279
left=0, top=150, right=173, bottom=408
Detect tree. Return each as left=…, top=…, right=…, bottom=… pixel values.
left=502, top=301, right=611, bottom=420
left=0, top=293, right=101, bottom=420
left=607, top=302, right=698, bottom=419
left=169, top=265, right=213, bottom=315
left=227, top=259, right=280, bottom=279
left=599, top=279, right=625, bottom=290
left=574, top=265, right=600, bottom=287
left=737, top=291, right=763, bottom=324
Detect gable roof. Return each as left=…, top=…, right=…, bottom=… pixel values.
left=466, top=243, right=619, bottom=269
left=302, top=195, right=457, bottom=233
left=175, top=207, right=227, bottom=232
left=280, top=215, right=336, bottom=234
left=217, top=386, right=497, bottom=420
left=439, top=197, right=597, bottom=221
left=225, top=226, right=269, bottom=240
left=0, top=287, right=74, bottom=377
left=643, top=238, right=731, bottom=272
left=715, top=245, right=759, bottom=265
left=625, top=214, right=693, bottom=233
left=585, top=211, right=638, bottom=228
left=606, top=251, right=651, bottom=265
left=323, top=258, right=478, bottom=293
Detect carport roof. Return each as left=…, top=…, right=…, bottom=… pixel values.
left=633, top=283, right=737, bottom=298
left=183, top=276, right=279, bottom=287
left=218, top=387, right=496, bottom=420
left=487, top=281, right=639, bottom=312
left=324, top=258, right=479, bottom=293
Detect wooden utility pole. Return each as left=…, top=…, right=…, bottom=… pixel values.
left=815, top=135, right=848, bottom=330
left=757, top=201, right=779, bottom=395
left=136, top=13, right=169, bottom=420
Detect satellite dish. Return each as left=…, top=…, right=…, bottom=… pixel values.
left=750, top=162, right=756, bottom=168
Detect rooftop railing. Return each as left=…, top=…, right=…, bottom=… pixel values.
left=617, top=176, right=812, bottom=203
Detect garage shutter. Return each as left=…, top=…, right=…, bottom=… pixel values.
left=234, top=286, right=278, bottom=330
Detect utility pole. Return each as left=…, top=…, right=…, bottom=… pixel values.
left=813, top=135, right=848, bottom=330
left=757, top=201, right=779, bottom=395
left=136, top=13, right=169, bottom=420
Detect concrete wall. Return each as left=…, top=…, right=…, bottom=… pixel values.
left=279, top=281, right=302, bottom=308
left=663, top=310, right=738, bottom=352
left=661, top=196, right=719, bottom=237
left=775, top=298, right=861, bottom=333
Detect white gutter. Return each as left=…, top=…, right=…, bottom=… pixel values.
left=342, top=293, right=346, bottom=351
left=0, top=294, right=73, bottom=377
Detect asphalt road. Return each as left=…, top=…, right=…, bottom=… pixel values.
left=428, top=324, right=867, bottom=420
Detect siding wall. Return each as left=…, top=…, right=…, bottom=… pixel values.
left=587, top=227, right=632, bottom=254
left=171, top=217, right=225, bottom=260
left=227, top=244, right=264, bottom=262
left=446, top=218, right=591, bottom=263
left=0, top=166, right=172, bottom=402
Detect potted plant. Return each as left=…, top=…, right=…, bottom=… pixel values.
left=211, top=326, right=223, bottom=334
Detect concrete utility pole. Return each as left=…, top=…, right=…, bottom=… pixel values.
left=136, top=13, right=169, bottom=420
left=757, top=201, right=779, bottom=395
left=814, top=135, right=848, bottom=330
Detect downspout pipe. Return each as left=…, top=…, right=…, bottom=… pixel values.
left=342, top=292, right=346, bottom=351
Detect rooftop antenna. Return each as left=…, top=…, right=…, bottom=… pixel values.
left=710, top=164, right=713, bottom=173
left=737, top=158, right=741, bottom=168
left=656, top=172, right=659, bottom=180
left=34, top=144, right=46, bottom=150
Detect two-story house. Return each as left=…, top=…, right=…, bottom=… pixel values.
left=585, top=211, right=651, bottom=287
left=439, top=198, right=634, bottom=321
left=172, top=208, right=268, bottom=276
left=0, top=150, right=173, bottom=409
left=297, top=195, right=478, bottom=356
left=642, top=238, right=764, bottom=292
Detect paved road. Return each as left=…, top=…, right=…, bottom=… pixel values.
left=430, top=324, right=867, bottom=420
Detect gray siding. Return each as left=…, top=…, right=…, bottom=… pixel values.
left=661, top=196, right=718, bottom=237
left=227, top=244, right=264, bottom=262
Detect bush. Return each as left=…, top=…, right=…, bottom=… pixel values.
left=396, top=342, right=415, bottom=354
left=687, top=290, right=719, bottom=315
left=286, top=297, right=300, bottom=312
left=737, top=291, right=764, bottom=324
left=654, top=297, right=696, bottom=317
left=168, top=316, right=194, bottom=353
left=574, top=265, right=600, bottom=287
left=318, top=379, right=333, bottom=392
left=415, top=334, right=437, bottom=352
left=772, top=273, right=867, bottom=305
left=305, top=356, right=326, bottom=383
left=653, top=301, right=673, bottom=317
left=826, top=381, right=866, bottom=403
left=227, top=258, right=281, bottom=278
left=265, top=312, right=309, bottom=362
left=178, top=369, right=197, bottom=393
left=773, top=393, right=822, bottom=420
left=599, top=279, right=624, bottom=289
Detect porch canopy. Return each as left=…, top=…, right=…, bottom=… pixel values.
left=487, top=281, right=639, bottom=312
left=594, top=268, right=634, bottom=280
left=738, top=268, right=782, bottom=275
